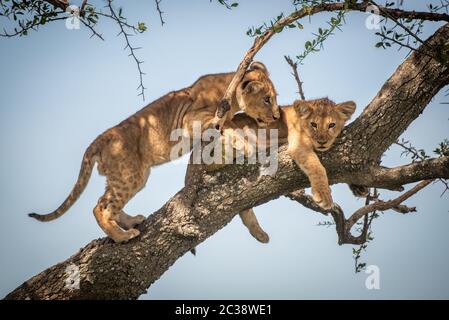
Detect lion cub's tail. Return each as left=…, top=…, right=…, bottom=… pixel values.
left=28, top=141, right=99, bottom=222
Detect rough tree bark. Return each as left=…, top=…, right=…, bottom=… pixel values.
left=4, top=20, right=449, bottom=300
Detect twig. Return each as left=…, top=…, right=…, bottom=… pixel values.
left=370, top=0, right=431, bottom=51
left=0, top=16, right=67, bottom=38
left=395, top=139, right=449, bottom=195
left=154, top=0, right=165, bottom=26
left=107, top=0, right=146, bottom=100
left=80, top=0, right=87, bottom=17
left=94, top=12, right=140, bottom=32
left=284, top=55, right=305, bottom=100
left=79, top=19, right=104, bottom=40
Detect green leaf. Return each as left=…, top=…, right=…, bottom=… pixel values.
left=137, top=22, right=147, bottom=32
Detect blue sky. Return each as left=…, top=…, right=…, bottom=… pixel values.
left=0, top=0, right=448, bottom=299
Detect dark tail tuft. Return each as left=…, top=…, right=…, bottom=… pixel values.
left=28, top=213, right=43, bottom=220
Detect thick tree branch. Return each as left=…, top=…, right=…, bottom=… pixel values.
left=345, top=157, right=449, bottom=190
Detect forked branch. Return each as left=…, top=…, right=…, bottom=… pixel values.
left=288, top=180, right=433, bottom=245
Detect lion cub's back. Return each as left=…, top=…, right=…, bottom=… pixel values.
left=187, top=72, right=234, bottom=109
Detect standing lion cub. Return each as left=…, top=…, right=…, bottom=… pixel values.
left=29, top=62, right=280, bottom=243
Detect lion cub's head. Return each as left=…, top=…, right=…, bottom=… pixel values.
left=294, top=98, right=356, bottom=152
left=235, top=61, right=280, bottom=127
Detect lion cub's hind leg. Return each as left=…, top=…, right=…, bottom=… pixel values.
left=116, top=168, right=150, bottom=230
left=94, top=154, right=148, bottom=243
left=239, top=209, right=269, bottom=243
left=94, top=189, right=141, bottom=243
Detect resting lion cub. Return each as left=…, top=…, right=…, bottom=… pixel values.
left=29, top=62, right=280, bottom=243
left=229, top=98, right=356, bottom=243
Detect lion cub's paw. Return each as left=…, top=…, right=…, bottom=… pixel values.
left=251, top=228, right=270, bottom=243
left=133, top=215, right=146, bottom=226
left=113, top=229, right=140, bottom=243
left=312, top=186, right=333, bottom=210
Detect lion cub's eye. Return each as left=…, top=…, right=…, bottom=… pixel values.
left=328, top=123, right=336, bottom=129
left=263, top=96, right=271, bottom=104
left=310, top=122, right=318, bottom=128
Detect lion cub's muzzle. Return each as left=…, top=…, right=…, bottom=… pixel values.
left=257, top=107, right=280, bottom=127
left=315, top=140, right=332, bottom=152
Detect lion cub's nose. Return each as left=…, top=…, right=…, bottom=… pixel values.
left=317, top=140, right=327, bottom=145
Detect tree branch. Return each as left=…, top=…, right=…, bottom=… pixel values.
left=154, top=0, right=165, bottom=26
left=214, top=1, right=449, bottom=124
left=107, top=0, right=146, bottom=100
left=343, top=179, right=433, bottom=243
left=347, top=157, right=449, bottom=190
left=284, top=55, right=305, bottom=100
left=43, top=0, right=69, bottom=11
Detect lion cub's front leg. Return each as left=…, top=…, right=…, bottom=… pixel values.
left=288, top=141, right=333, bottom=210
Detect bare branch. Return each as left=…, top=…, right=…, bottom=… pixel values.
left=287, top=180, right=428, bottom=246
left=107, top=0, right=146, bottom=100
left=43, top=0, right=69, bottom=11
left=394, top=139, right=449, bottom=195
left=284, top=56, right=305, bottom=100
left=80, top=0, right=87, bottom=17
left=154, top=0, right=165, bottom=26
left=346, top=179, right=433, bottom=231
left=79, top=19, right=104, bottom=40
left=0, top=16, right=66, bottom=38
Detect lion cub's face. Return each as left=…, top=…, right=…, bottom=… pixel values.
left=294, top=98, right=356, bottom=152
left=235, top=62, right=280, bottom=127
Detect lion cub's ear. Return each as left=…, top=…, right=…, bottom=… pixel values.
left=293, top=100, right=312, bottom=119
left=335, top=101, right=356, bottom=121
left=249, top=61, right=269, bottom=75
left=243, top=80, right=264, bottom=94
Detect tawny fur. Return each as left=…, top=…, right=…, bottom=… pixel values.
left=29, top=62, right=280, bottom=243
left=227, top=98, right=356, bottom=243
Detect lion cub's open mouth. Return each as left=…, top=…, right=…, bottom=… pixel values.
left=256, top=118, right=268, bottom=127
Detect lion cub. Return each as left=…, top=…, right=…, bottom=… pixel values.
left=229, top=98, right=356, bottom=243
left=29, top=62, right=280, bottom=243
